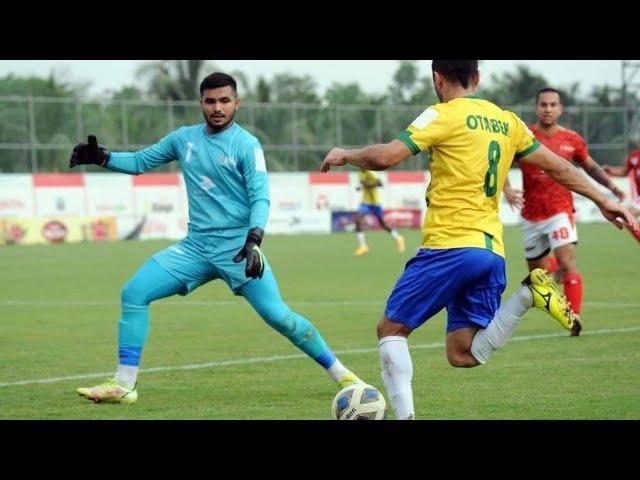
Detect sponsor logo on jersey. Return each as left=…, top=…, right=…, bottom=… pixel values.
left=200, top=175, right=215, bottom=191
left=560, top=144, right=575, bottom=153
left=217, top=155, right=237, bottom=168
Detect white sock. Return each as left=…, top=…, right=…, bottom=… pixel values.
left=379, top=336, right=414, bottom=420
left=390, top=229, right=400, bottom=240
left=357, top=232, right=366, bottom=247
left=115, top=365, right=139, bottom=389
left=470, top=285, right=533, bottom=365
left=326, top=358, right=350, bottom=383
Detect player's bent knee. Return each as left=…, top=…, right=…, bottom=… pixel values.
left=262, top=307, right=296, bottom=334
left=447, top=350, right=478, bottom=368
left=121, top=281, right=150, bottom=307
left=266, top=310, right=313, bottom=346
left=257, top=303, right=291, bottom=329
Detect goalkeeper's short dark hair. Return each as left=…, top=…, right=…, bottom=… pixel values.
left=431, top=60, right=479, bottom=88
left=200, top=72, right=237, bottom=97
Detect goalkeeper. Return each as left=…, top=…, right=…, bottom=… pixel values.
left=72, top=73, right=363, bottom=405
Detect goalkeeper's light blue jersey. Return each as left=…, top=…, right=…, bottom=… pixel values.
left=107, top=123, right=270, bottom=234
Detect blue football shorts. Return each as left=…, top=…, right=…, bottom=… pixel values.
left=357, top=203, right=384, bottom=218
left=385, top=247, right=506, bottom=333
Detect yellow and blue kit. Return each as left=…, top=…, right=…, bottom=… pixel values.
left=387, top=95, right=540, bottom=331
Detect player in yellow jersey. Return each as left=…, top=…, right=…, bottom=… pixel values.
left=354, top=168, right=405, bottom=256
left=321, top=60, right=638, bottom=420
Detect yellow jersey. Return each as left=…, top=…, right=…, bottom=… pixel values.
left=358, top=170, right=382, bottom=205
left=397, top=94, right=540, bottom=257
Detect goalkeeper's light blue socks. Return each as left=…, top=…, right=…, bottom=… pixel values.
left=115, top=258, right=187, bottom=389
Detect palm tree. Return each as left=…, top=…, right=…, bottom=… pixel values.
left=136, top=60, right=217, bottom=101
left=482, top=65, right=550, bottom=107
left=391, top=60, right=419, bottom=104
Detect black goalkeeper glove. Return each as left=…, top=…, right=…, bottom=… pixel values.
left=233, top=227, right=265, bottom=279
left=69, top=135, right=111, bottom=168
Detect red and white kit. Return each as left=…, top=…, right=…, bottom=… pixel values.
left=520, top=125, right=588, bottom=259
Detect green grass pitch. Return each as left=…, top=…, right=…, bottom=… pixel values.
left=1, top=223, right=638, bottom=419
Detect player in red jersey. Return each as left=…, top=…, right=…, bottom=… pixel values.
left=504, top=88, right=625, bottom=337
left=603, top=145, right=640, bottom=243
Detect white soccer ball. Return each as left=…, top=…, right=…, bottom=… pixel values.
left=331, top=383, right=387, bottom=420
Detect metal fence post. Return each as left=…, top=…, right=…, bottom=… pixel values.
left=168, top=99, right=174, bottom=132
left=121, top=101, right=129, bottom=149
left=582, top=104, right=589, bottom=142
left=248, top=102, right=255, bottom=131
left=336, top=105, right=342, bottom=146
left=167, top=99, right=176, bottom=171
left=75, top=98, right=84, bottom=142
left=0, top=95, right=635, bottom=172
left=292, top=103, right=298, bottom=170
left=623, top=104, right=629, bottom=160
left=27, top=96, right=37, bottom=173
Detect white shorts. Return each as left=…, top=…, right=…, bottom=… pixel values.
left=522, top=212, right=578, bottom=260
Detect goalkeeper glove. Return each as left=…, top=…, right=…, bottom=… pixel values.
left=233, top=227, right=265, bottom=279
left=69, top=135, right=110, bottom=168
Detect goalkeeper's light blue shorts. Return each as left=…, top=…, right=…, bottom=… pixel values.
left=384, top=247, right=506, bottom=332
left=152, top=230, right=271, bottom=295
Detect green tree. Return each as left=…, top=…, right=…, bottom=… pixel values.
left=325, top=82, right=370, bottom=105
left=136, top=60, right=217, bottom=101
left=324, top=82, right=380, bottom=148
left=269, top=73, right=319, bottom=103
left=229, top=69, right=254, bottom=100
left=0, top=72, right=84, bottom=97
left=479, top=64, right=581, bottom=129
left=110, top=86, right=144, bottom=101
left=255, top=76, right=271, bottom=103
left=408, top=75, right=438, bottom=105
left=0, top=72, right=89, bottom=172
left=391, top=60, right=419, bottom=104
left=480, top=65, right=550, bottom=106
left=582, top=84, right=633, bottom=164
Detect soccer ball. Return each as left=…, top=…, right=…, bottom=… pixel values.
left=331, top=383, right=387, bottom=420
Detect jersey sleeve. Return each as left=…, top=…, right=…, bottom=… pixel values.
left=572, top=133, right=589, bottom=163
left=107, top=130, right=178, bottom=175
left=511, top=114, right=540, bottom=157
left=239, top=137, right=270, bottom=230
left=396, top=105, right=449, bottom=155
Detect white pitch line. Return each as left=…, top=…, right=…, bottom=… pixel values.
left=1, top=299, right=639, bottom=308
left=1, top=326, right=639, bottom=388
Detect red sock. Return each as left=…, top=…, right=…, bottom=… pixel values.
left=546, top=256, right=559, bottom=274
left=564, top=272, right=582, bottom=315
left=631, top=228, right=640, bottom=244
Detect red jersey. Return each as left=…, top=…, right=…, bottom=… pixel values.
left=625, top=149, right=640, bottom=197
left=520, top=124, right=589, bottom=221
